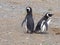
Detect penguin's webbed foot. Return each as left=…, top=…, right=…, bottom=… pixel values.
left=27, top=30, right=33, bottom=34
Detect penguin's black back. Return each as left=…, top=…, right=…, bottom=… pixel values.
left=26, top=14, right=34, bottom=31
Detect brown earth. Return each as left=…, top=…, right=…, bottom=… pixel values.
left=0, top=0, right=60, bottom=45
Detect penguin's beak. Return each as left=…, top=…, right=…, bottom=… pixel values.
left=52, top=14, right=54, bottom=15
left=51, top=14, right=54, bottom=16
left=50, top=14, right=54, bottom=17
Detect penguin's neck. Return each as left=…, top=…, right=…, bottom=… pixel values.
left=45, top=16, right=49, bottom=19
left=27, top=13, right=32, bottom=15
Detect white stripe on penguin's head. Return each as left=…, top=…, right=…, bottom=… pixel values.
left=47, top=13, right=50, bottom=17
left=27, top=7, right=30, bottom=12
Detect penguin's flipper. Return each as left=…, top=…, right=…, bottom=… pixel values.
left=21, top=16, right=27, bottom=27
left=41, top=20, right=46, bottom=32
left=41, top=20, right=45, bottom=28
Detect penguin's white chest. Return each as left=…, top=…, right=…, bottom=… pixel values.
left=24, top=19, right=27, bottom=26
left=24, top=19, right=27, bottom=31
left=41, top=19, right=52, bottom=32
left=47, top=19, right=52, bottom=25
left=41, top=24, right=46, bottom=32
left=41, top=20, right=46, bottom=32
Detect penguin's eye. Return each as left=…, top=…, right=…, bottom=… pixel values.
left=48, top=14, right=52, bottom=17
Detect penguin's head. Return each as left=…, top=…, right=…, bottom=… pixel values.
left=26, top=6, right=32, bottom=14
left=45, top=12, right=53, bottom=18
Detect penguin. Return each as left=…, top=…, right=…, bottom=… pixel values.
left=34, top=12, right=53, bottom=33
left=21, top=7, right=34, bottom=34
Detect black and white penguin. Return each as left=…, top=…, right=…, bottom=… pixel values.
left=21, top=7, right=34, bottom=34
left=35, top=12, right=53, bottom=33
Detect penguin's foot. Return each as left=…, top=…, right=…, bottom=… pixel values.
left=40, top=32, right=48, bottom=34
left=33, top=30, right=40, bottom=34
left=27, top=30, right=33, bottom=34
left=34, top=31, right=38, bottom=33
left=34, top=30, right=48, bottom=34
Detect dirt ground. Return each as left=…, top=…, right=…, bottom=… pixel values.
left=0, top=0, right=60, bottom=45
